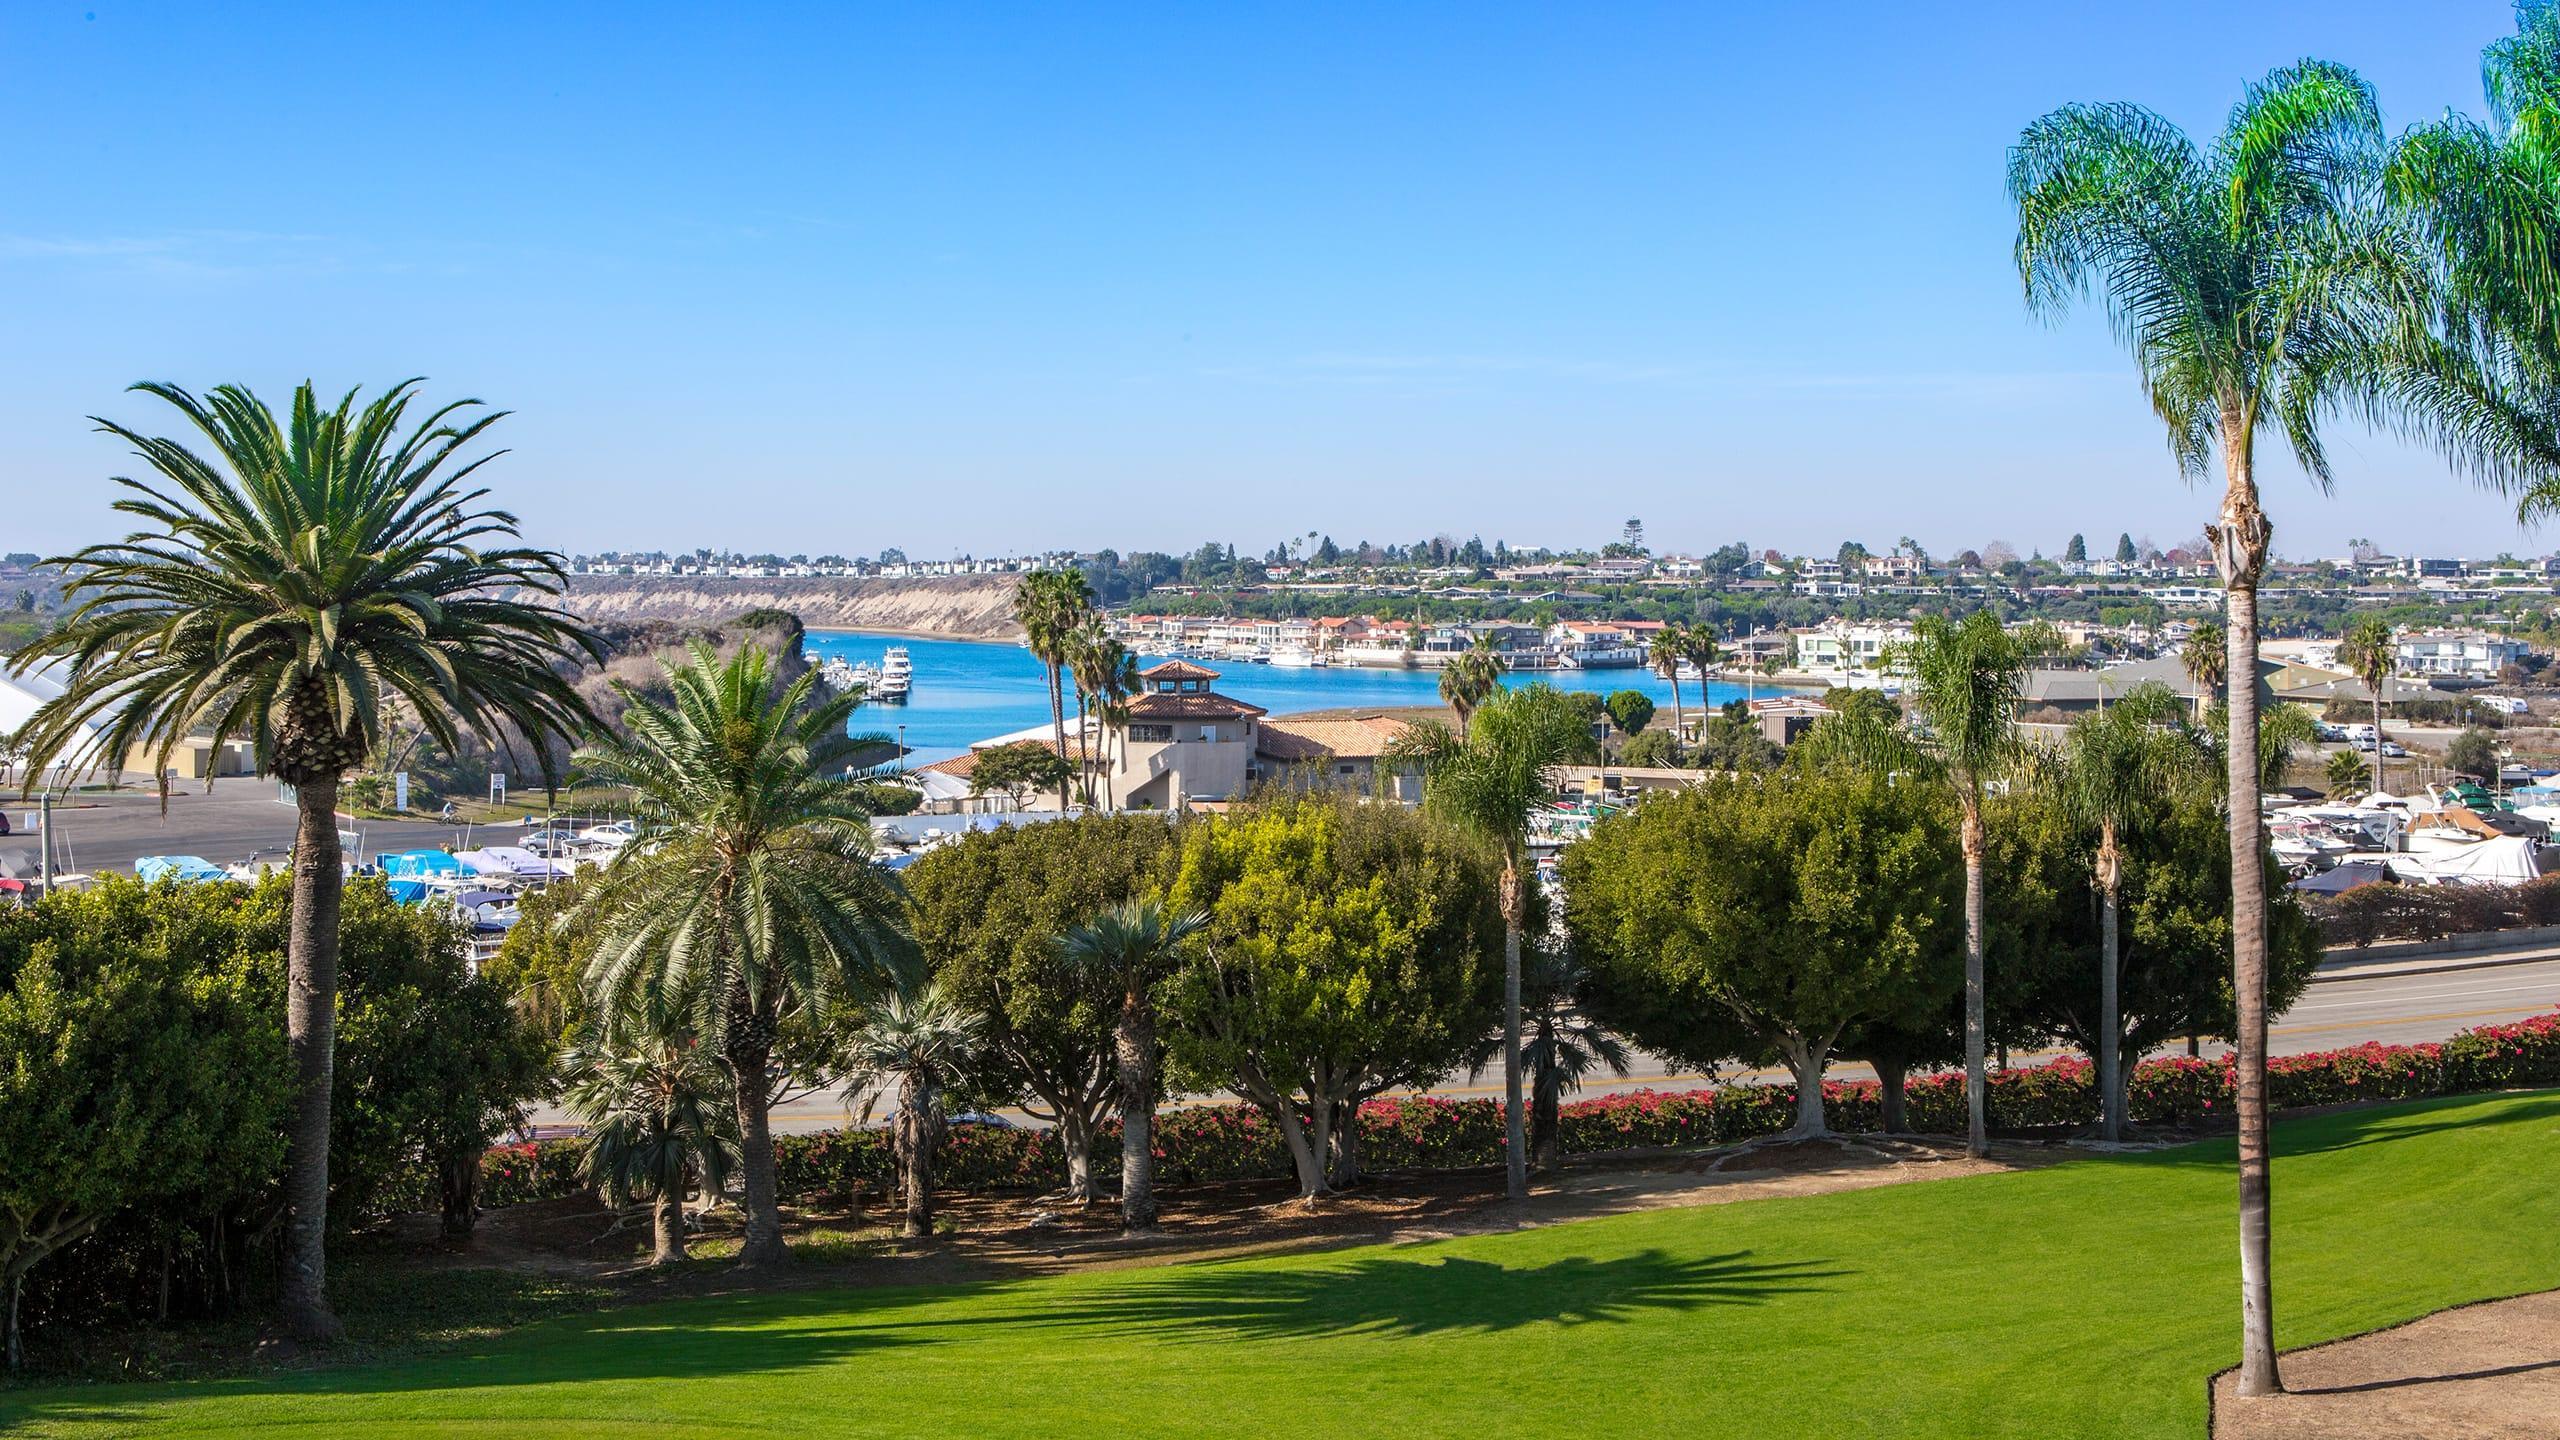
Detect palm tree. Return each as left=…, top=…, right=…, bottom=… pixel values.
left=1437, top=634, right=1508, bottom=726
left=2054, top=683, right=2205, bottom=1142
left=561, top=1028, right=738, bottom=1266
left=1057, top=900, right=1208, bottom=1230
left=1015, top=568, right=1094, bottom=810
left=1467, top=947, right=1629, bottom=1172
left=2338, top=617, right=2396, bottom=793
left=1647, top=624, right=1689, bottom=741
left=1066, top=618, right=1139, bottom=810
left=573, top=642, right=916, bottom=1269
left=1677, top=624, right=1723, bottom=717
left=2011, top=64, right=2558, bottom=1395
left=5, top=380, right=600, bottom=1341
left=1899, top=611, right=2026, bottom=1159
left=2179, top=622, right=2227, bottom=723
left=2325, top=747, right=2369, bottom=798
left=844, top=982, right=983, bottom=1241
left=1387, top=683, right=1598, bottom=1205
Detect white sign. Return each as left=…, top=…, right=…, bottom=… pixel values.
left=393, top=772, right=410, bottom=812
left=488, top=773, right=507, bottom=805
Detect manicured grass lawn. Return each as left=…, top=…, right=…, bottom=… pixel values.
left=11, top=1091, right=2559, bottom=1439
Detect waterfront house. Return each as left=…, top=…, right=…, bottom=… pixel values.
left=2396, top=629, right=2531, bottom=680
left=1253, top=714, right=1421, bottom=801
left=1110, top=660, right=1266, bottom=809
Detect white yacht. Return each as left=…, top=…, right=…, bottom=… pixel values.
left=875, top=646, right=914, bottom=702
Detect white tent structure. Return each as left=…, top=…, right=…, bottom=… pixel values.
left=2400, top=835, right=2543, bottom=887
left=0, top=660, right=121, bottom=787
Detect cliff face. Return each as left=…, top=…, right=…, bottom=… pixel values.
left=551, top=575, right=1022, bottom=641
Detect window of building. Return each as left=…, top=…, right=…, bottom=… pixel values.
left=1128, top=723, right=1173, bottom=742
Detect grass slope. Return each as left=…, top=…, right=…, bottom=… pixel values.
left=12, top=1091, right=2559, bottom=1439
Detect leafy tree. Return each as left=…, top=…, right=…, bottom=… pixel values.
left=0, top=880, right=289, bottom=1368
left=1163, top=793, right=1502, bottom=1198
left=573, top=643, right=916, bottom=1269
left=2065, top=533, right=2088, bottom=563
left=2339, top=617, right=2397, bottom=792
left=1437, top=635, right=1508, bottom=725
left=483, top=874, right=601, bottom=1043
left=843, top=982, right=983, bottom=1240
left=2449, top=724, right=2501, bottom=780
left=1059, top=900, right=1206, bottom=1231
left=906, top=814, right=1180, bottom=1203
left=1692, top=703, right=1784, bottom=773
left=5, top=381, right=600, bottom=1340
left=971, top=739, right=1073, bottom=810
left=1567, top=766, right=1962, bottom=1137
left=1386, top=685, right=1598, bottom=1204
left=562, top=1029, right=737, bottom=1266
left=1619, top=729, right=1681, bottom=769
left=2115, top=533, right=2138, bottom=565
left=1603, top=689, right=1655, bottom=739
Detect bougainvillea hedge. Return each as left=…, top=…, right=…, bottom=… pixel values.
left=456, top=1010, right=2560, bottom=1211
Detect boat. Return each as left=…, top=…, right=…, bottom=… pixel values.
left=875, top=646, right=913, bottom=702
left=1268, top=646, right=1323, bottom=668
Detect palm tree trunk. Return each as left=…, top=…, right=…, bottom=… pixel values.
left=1049, top=667, right=1072, bottom=811
left=727, top=1028, right=787, bottom=1269
left=1116, top=998, right=1157, bottom=1230
left=2098, top=824, right=2124, bottom=1143
left=1960, top=793, right=1988, bottom=1158
left=1668, top=670, right=1685, bottom=744
left=280, top=776, right=345, bottom=1342
left=2215, top=446, right=2284, bottom=1398
left=652, top=1191, right=686, bottom=1265
left=902, top=1080, right=939, bottom=1240
left=1500, top=861, right=1528, bottom=1206
left=2370, top=686, right=2384, bottom=794
left=1531, top=1071, right=1561, bottom=1172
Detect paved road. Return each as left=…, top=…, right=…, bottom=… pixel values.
left=5, top=780, right=567, bottom=878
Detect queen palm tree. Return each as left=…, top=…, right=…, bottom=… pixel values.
left=5, top=379, right=600, bottom=1341
left=1899, top=611, right=2027, bottom=1159
left=1677, top=624, right=1723, bottom=716
left=1015, top=569, right=1094, bottom=810
left=561, top=1028, right=738, bottom=1266
left=1466, top=947, right=1629, bottom=1172
left=844, top=981, right=984, bottom=1241
left=1437, top=634, right=1508, bottom=726
left=2180, top=622, right=2228, bottom=723
left=573, top=642, right=916, bottom=1269
left=1647, top=624, right=1690, bottom=741
left=1067, top=618, right=1139, bottom=810
left=2338, top=617, right=2397, bottom=792
left=2054, top=682, right=2206, bottom=1142
left=1058, top=900, right=1207, bottom=1230
left=1387, top=683, right=1598, bottom=1205
left=2012, top=63, right=2558, bottom=1395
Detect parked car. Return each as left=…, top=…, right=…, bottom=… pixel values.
left=2315, top=722, right=2349, bottom=742
left=2380, top=740, right=2408, bottom=758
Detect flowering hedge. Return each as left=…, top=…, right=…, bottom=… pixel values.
left=450, top=1009, right=2560, bottom=1213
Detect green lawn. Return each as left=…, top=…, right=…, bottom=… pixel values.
left=11, top=1091, right=2559, bottom=1439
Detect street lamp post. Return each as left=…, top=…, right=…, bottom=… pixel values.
left=897, top=723, right=907, bottom=775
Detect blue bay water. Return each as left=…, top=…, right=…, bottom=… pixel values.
left=806, top=630, right=1805, bottom=763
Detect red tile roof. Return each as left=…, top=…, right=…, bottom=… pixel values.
left=1140, top=659, right=1222, bottom=681
left=1125, top=691, right=1266, bottom=720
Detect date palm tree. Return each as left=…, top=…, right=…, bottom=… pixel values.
left=2179, top=622, right=2227, bottom=723
left=2325, top=746, right=2369, bottom=797
left=1387, top=683, right=1598, bottom=1205
left=2338, top=617, right=2397, bottom=793
left=1015, top=568, right=1094, bottom=810
left=1058, top=899, right=1207, bottom=1230
left=844, top=981, right=984, bottom=1241
left=2011, top=62, right=2558, bottom=1395
left=1647, top=624, right=1690, bottom=741
left=1898, top=610, right=2027, bottom=1159
left=2055, top=682, right=2206, bottom=1142
left=561, top=1027, right=738, bottom=1266
left=5, top=379, right=601, bottom=1341
left=573, top=642, right=917, bottom=1269
left=1437, top=634, right=1508, bottom=726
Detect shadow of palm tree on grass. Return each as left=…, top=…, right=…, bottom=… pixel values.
left=2130, top=1091, right=2560, bottom=1168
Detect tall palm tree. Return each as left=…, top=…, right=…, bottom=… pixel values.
left=1057, top=900, right=1207, bottom=1230
left=2180, top=622, right=2228, bottom=723
left=2011, top=64, right=2557, bottom=1395
left=1900, top=611, right=2027, bottom=1159
left=2338, top=617, right=2397, bottom=793
left=1387, top=683, right=1598, bottom=1205
left=2054, top=682, right=2206, bottom=1142
left=844, top=981, right=984, bottom=1241
left=1647, top=624, right=1690, bottom=741
left=1015, top=569, right=1094, bottom=810
left=5, top=379, right=600, bottom=1341
left=1066, top=618, right=1139, bottom=810
left=1437, top=634, right=1509, bottom=726
left=1677, top=624, right=1723, bottom=718
left=1466, top=947, right=1629, bottom=1172
left=573, top=642, right=916, bottom=1269
left=561, top=1028, right=738, bottom=1266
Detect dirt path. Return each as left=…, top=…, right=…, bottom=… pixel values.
left=2212, top=1289, right=2560, bottom=1439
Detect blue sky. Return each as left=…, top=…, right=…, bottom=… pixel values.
left=0, top=2, right=2545, bottom=561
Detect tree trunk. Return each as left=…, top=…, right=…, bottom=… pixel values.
left=1116, top=999, right=1158, bottom=1230
left=652, top=1191, right=687, bottom=1266
left=727, top=1029, right=788, bottom=1269
left=1500, top=862, right=1529, bottom=1206
left=1960, top=795, right=1988, bottom=1158
left=901, top=1078, right=940, bottom=1240
left=1667, top=670, right=1684, bottom=745
left=2098, top=825, right=2125, bottom=1144
left=1326, top=1102, right=1362, bottom=1189
left=5, top=1265, right=21, bottom=1372
left=439, top=1149, right=479, bottom=1240
left=1781, top=1035, right=1830, bottom=1138
left=2213, top=443, right=2284, bottom=1397
left=1531, top=1073, right=1562, bottom=1172
left=1875, top=1057, right=1908, bottom=1134
left=280, top=777, right=345, bottom=1342
left=1056, top=1107, right=1099, bottom=1205
left=1049, top=667, right=1072, bottom=811
left=1272, top=1097, right=1327, bottom=1199
left=2370, top=686, right=2385, bottom=794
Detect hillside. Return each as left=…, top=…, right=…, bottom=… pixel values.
left=550, top=575, right=1022, bottom=640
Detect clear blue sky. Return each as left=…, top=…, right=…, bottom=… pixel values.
left=0, top=1, right=2544, bottom=561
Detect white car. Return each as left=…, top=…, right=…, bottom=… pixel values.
left=578, top=820, right=637, bottom=849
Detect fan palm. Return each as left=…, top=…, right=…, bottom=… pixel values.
left=1647, top=625, right=1690, bottom=741
left=1437, top=634, right=1508, bottom=726
left=5, top=379, right=600, bottom=1340
left=2011, top=62, right=2559, bottom=1395
left=561, top=1028, right=738, bottom=1266
left=2055, top=683, right=2207, bottom=1142
left=1898, top=611, right=2027, bottom=1159
left=1677, top=624, right=1723, bottom=713
left=572, top=642, right=917, bottom=1268
left=2338, top=617, right=2396, bottom=792
left=2179, top=622, right=2227, bottom=722
left=1057, top=899, right=1207, bottom=1230
left=844, top=981, right=984, bottom=1240
left=1466, top=947, right=1628, bottom=1172
left=1387, top=683, right=1598, bottom=1205
left=1015, top=569, right=1094, bottom=810
left=1066, top=618, right=1139, bottom=810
